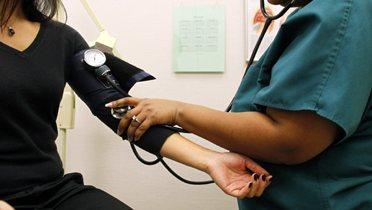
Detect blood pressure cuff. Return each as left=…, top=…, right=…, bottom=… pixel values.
left=68, top=50, right=175, bottom=155
left=104, top=53, right=155, bottom=92
left=73, top=50, right=156, bottom=92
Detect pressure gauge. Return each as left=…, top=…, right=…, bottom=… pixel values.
left=83, top=49, right=106, bottom=68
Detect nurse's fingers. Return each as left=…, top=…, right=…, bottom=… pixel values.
left=117, top=106, right=143, bottom=137
left=126, top=112, right=147, bottom=142
left=106, top=97, right=142, bottom=108
left=133, top=115, right=152, bottom=141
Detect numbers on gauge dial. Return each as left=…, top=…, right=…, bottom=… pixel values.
left=84, top=49, right=106, bottom=67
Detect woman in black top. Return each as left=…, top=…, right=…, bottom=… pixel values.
left=0, top=0, right=272, bottom=209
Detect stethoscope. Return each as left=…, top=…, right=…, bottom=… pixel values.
left=92, top=0, right=298, bottom=187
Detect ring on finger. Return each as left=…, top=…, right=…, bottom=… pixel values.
left=131, top=115, right=142, bottom=125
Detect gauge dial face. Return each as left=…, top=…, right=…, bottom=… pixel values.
left=84, top=49, right=106, bottom=67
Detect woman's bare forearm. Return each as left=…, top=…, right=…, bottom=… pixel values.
left=160, top=133, right=218, bottom=173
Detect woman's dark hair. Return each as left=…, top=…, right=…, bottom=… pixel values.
left=1, top=0, right=65, bottom=28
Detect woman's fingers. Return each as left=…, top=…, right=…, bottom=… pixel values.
left=255, top=174, right=268, bottom=197
left=253, top=174, right=273, bottom=197
left=244, top=159, right=272, bottom=197
left=247, top=173, right=260, bottom=198
left=106, top=97, right=141, bottom=108
left=234, top=182, right=253, bottom=199
left=224, top=181, right=253, bottom=199
left=232, top=174, right=270, bottom=199
left=245, top=158, right=270, bottom=175
left=265, top=175, right=273, bottom=188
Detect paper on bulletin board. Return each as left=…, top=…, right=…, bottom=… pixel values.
left=173, top=5, right=226, bottom=73
left=245, top=0, right=295, bottom=61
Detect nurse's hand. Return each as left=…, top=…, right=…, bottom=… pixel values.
left=0, top=201, right=14, bottom=210
left=208, top=152, right=272, bottom=198
left=106, top=97, right=181, bottom=141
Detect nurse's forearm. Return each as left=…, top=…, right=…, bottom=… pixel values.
left=174, top=102, right=338, bottom=165
left=175, top=103, right=285, bottom=163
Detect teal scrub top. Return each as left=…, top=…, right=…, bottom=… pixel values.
left=232, top=0, right=372, bottom=209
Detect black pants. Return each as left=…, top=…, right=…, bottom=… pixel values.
left=4, top=173, right=132, bottom=210
left=53, top=188, right=132, bottom=210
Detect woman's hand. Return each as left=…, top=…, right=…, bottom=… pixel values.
left=0, top=201, right=14, bottom=210
left=106, top=97, right=181, bottom=141
left=207, top=152, right=272, bottom=198
left=160, top=133, right=273, bottom=199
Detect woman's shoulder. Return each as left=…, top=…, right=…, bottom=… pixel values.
left=44, top=20, right=81, bottom=39
left=44, top=20, right=88, bottom=51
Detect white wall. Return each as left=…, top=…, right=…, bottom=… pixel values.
left=63, top=0, right=247, bottom=209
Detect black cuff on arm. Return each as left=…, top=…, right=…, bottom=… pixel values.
left=104, top=53, right=155, bottom=92
left=69, top=51, right=176, bottom=155
left=134, top=126, right=175, bottom=155
left=87, top=92, right=176, bottom=155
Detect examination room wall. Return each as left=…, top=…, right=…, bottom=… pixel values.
left=63, top=0, right=246, bottom=209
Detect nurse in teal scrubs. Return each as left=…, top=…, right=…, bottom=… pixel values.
left=108, top=0, right=372, bottom=209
